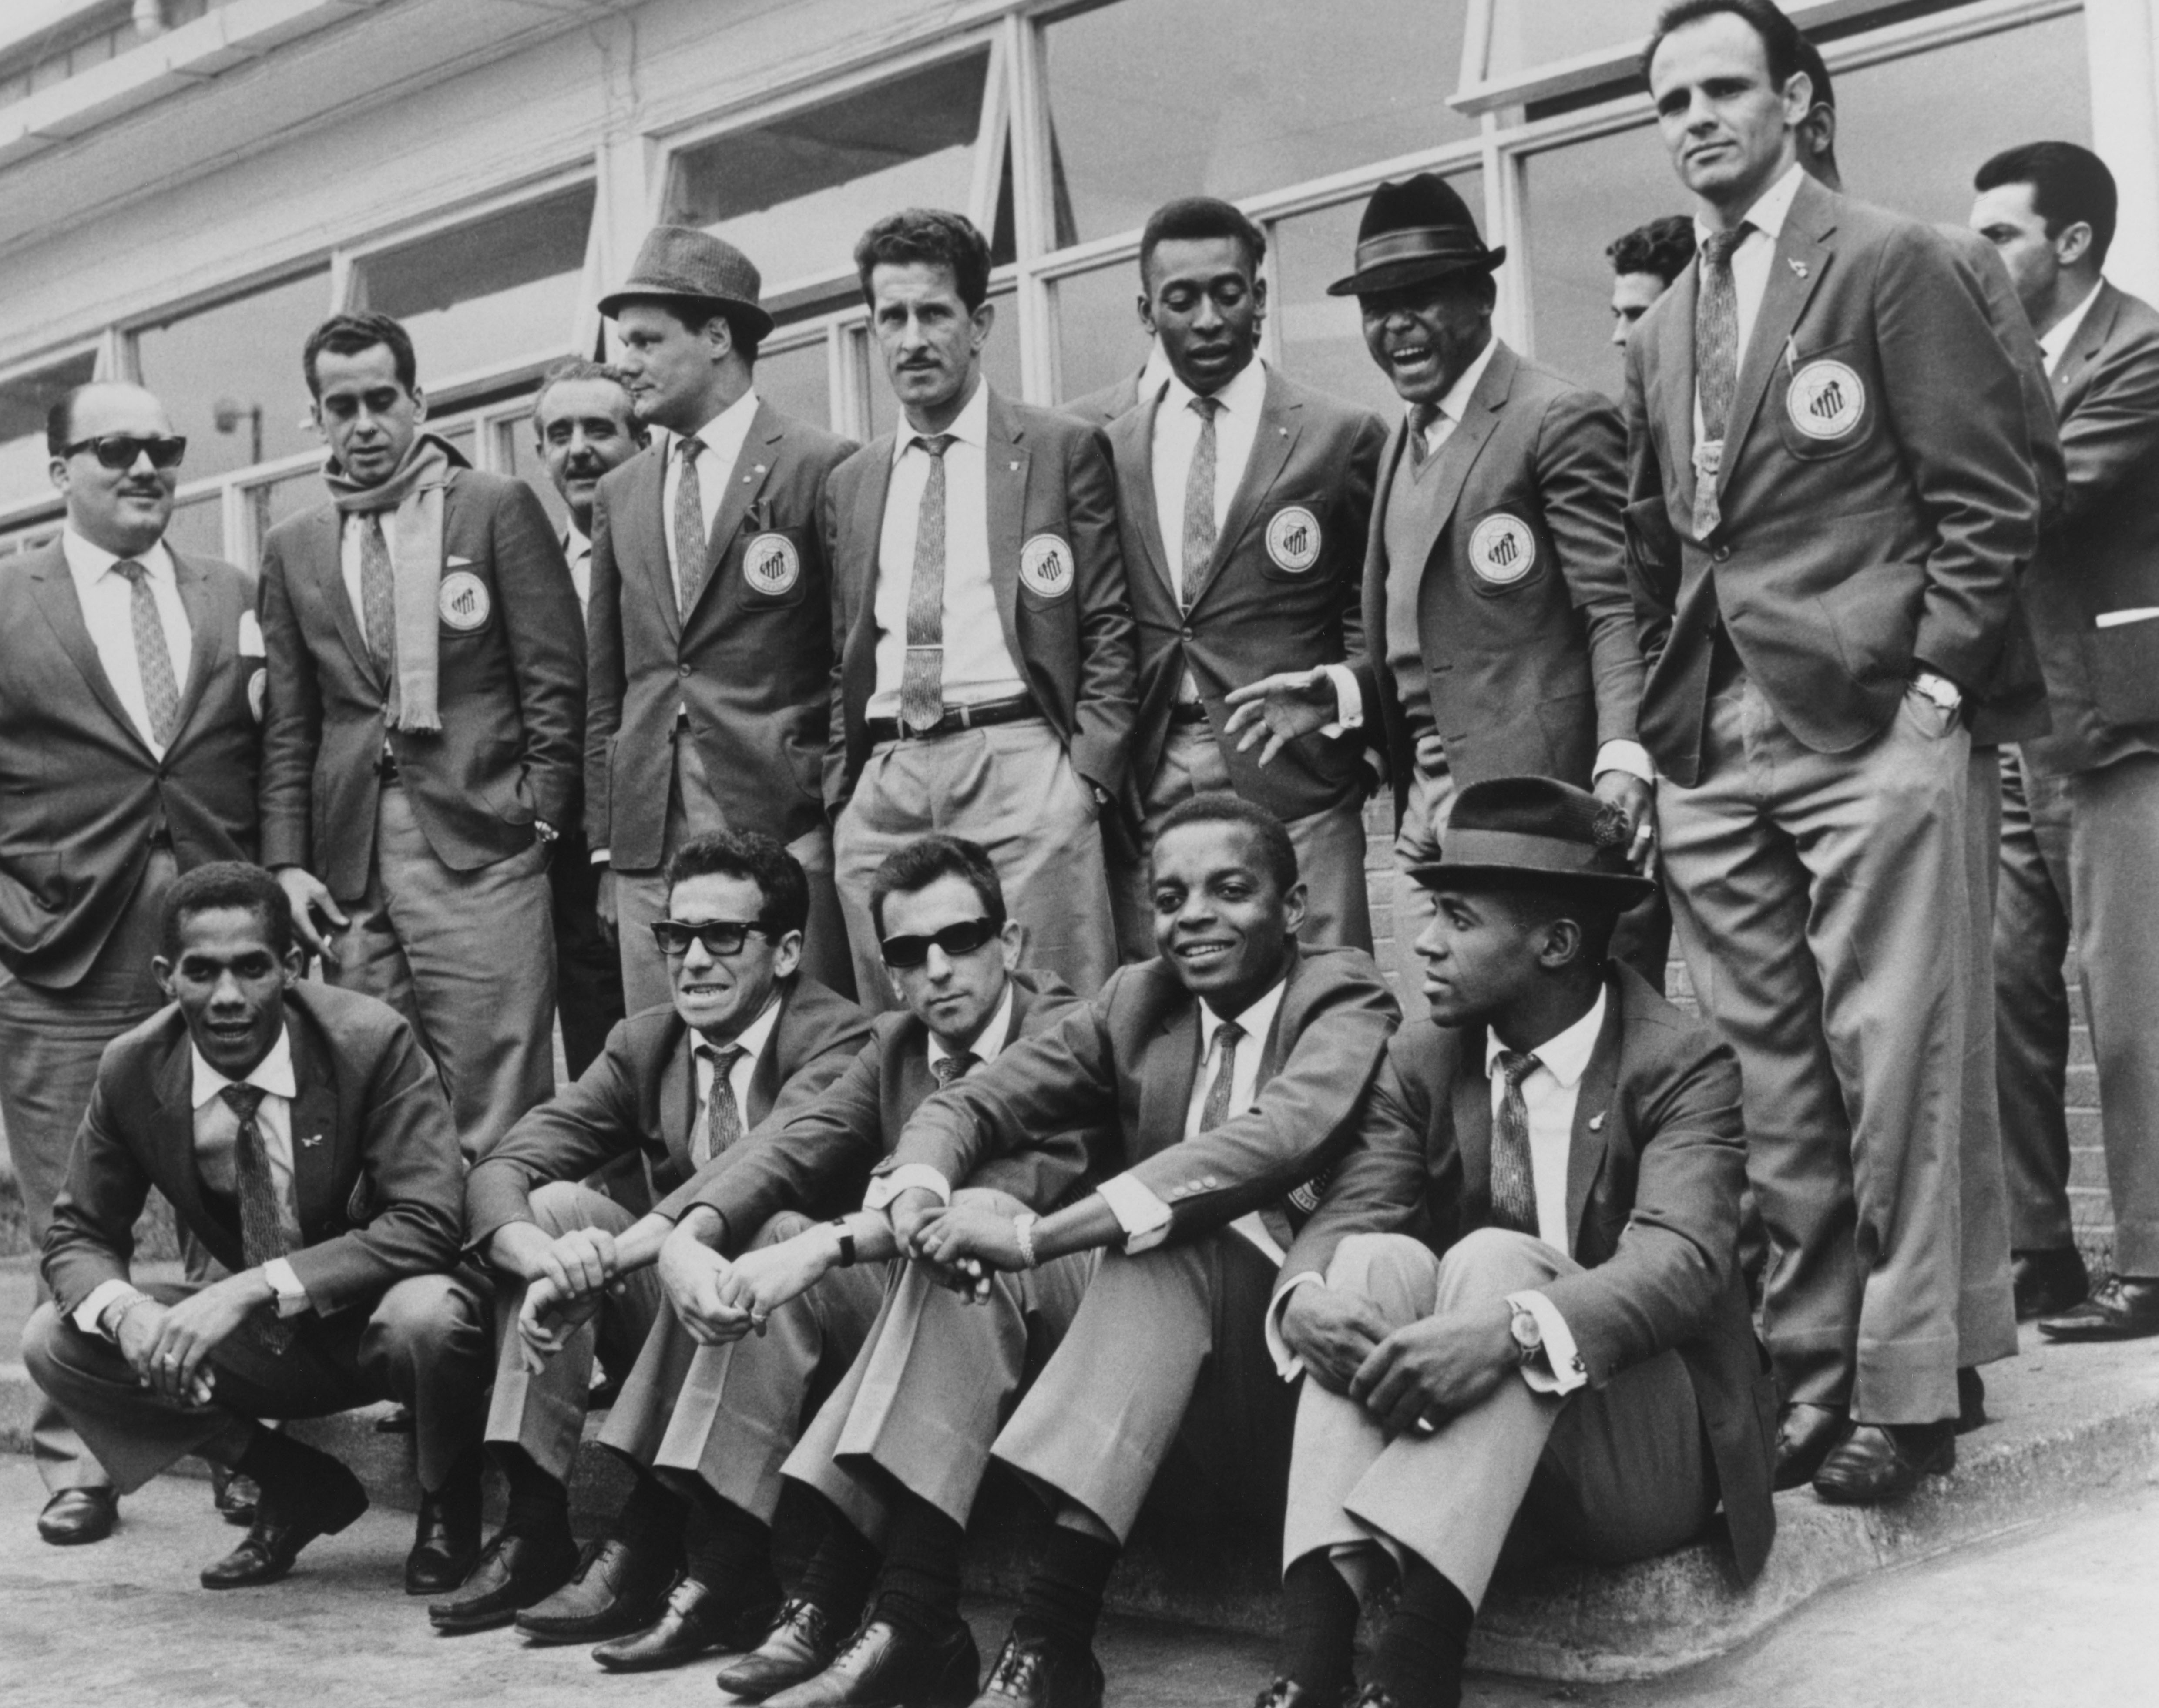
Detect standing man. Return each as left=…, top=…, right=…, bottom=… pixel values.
left=259, top=311, right=583, bottom=1161
left=587, top=226, right=859, bottom=1013
left=532, top=358, right=637, bottom=1076
left=1608, top=215, right=1698, bottom=350
left=1973, top=142, right=2159, bottom=1340
left=1625, top=1, right=2037, bottom=1502
left=1, top=382, right=262, bottom=1544
left=1103, top=196, right=1387, bottom=956
left=828, top=209, right=1137, bottom=1009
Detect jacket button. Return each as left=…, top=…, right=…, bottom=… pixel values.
left=678, top=663, right=692, bottom=677
left=1712, top=546, right=1731, bottom=563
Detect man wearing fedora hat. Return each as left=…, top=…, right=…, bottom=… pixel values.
left=1224, top=174, right=1661, bottom=998
left=1256, top=776, right=1772, bottom=1708
left=585, top=225, right=860, bottom=1013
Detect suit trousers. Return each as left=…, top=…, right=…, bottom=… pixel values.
left=1283, top=1229, right=1712, bottom=1609
left=614, top=722, right=852, bottom=1016
left=21, top=1270, right=490, bottom=1493
left=0, top=842, right=175, bottom=1494
left=327, top=785, right=555, bottom=1159
left=1658, top=675, right=1968, bottom=1424
left=834, top=720, right=1117, bottom=1014
left=1108, top=720, right=1373, bottom=960
left=1993, top=747, right=2077, bottom=1251
left=1956, top=746, right=2018, bottom=1367
left=550, top=819, right=625, bottom=1080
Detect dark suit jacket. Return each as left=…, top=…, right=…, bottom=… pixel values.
left=43, top=982, right=464, bottom=1319
left=887, top=944, right=1399, bottom=1246
left=1350, top=341, right=1644, bottom=819
left=1063, top=367, right=1161, bottom=427
left=0, top=542, right=260, bottom=987
left=824, top=387, right=1139, bottom=809
left=1279, top=965, right=1775, bottom=1584
left=1622, top=175, right=2040, bottom=785
left=258, top=461, right=586, bottom=898
left=586, top=404, right=857, bottom=864
left=463, top=974, right=870, bottom=1247
left=1112, top=368, right=1387, bottom=822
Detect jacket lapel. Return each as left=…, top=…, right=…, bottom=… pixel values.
left=152, top=1034, right=215, bottom=1238
left=1655, top=265, right=1700, bottom=512
left=1136, top=1003, right=1202, bottom=1160
left=1416, top=342, right=1516, bottom=548
left=284, top=1008, right=341, bottom=1232
left=165, top=551, right=222, bottom=747
left=309, top=505, right=383, bottom=691
left=1109, top=401, right=1176, bottom=600
left=1563, top=986, right=1623, bottom=1255
left=24, top=550, right=146, bottom=749
left=1195, top=370, right=1301, bottom=611
left=625, top=447, right=682, bottom=644
left=984, top=390, right=1027, bottom=664
left=685, top=404, right=783, bottom=625
left=1718, top=180, right=1835, bottom=499
left=745, top=985, right=787, bottom=1126
left=661, top=1023, right=695, bottom=1171
left=2053, top=282, right=2121, bottom=416
left=847, top=446, right=896, bottom=666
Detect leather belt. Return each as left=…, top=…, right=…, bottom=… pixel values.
left=865, top=695, right=1039, bottom=745
left=1168, top=701, right=1210, bottom=727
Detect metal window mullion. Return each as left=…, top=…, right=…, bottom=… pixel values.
left=1005, top=9, right=1057, bottom=403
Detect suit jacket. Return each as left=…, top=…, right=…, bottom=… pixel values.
left=1279, top=965, right=1775, bottom=1584
left=258, top=462, right=586, bottom=898
left=1622, top=175, right=2040, bottom=785
left=1064, top=367, right=1158, bottom=427
left=1350, top=341, right=1644, bottom=819
left=0, top=542, right=260, bottom=987
left=2019, top=282, right=2159, bottom=776
left=655, top=969, right=1093, bottom=1245
left=463, top=973, right=870, bottom=1247
left=1112, top=368, right=1388, bottom=822
left=824, top=388, right=1138, bottom=809
left=887, top=944, right=1399, bottom=1246
left=586, top=404, right=857, bottom=863
left=43, top=982, right=464, bottom=1319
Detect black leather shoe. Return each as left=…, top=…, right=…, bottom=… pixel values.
left=2038, top=1275, right=2159, bottom=1342
left=1252, top=1678, right=1352, bottom=1708
left=211, top=1467, right=259, bottom=1526
left=514, top=1534, right=677, bottom=1642
left=1346, top=1690, right=1401, bottom=1708
left=1956, top=1366, right=1987, bottom=1436
left=405, top=1474, right=483, bottom=1596
left=201, top=1469, right=370, bottom=1588
left=714, top=1597, right=846, bottom=1701
left=2012, top=1248, right=2090, bottom=1321
left=970, top=1631, right=1104, bottom=1708
left=764, top=1616, right=980, bottom=1708
left=374, top=1403, right=416, bottom=1434
left=1772, top=1402, right=1849, bottom=1491
left=591, top=1573, right=779, bottom=1671
left=427, top=1526, right=580, bottom=1632
left=37, top=1487, right=118, bottom=1546
left=1812, top=1420, right=1956, bottom=1505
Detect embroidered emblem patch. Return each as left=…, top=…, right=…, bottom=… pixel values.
left=247, top=667, right=266, bottom=724
left=1019, top=534, right=1074, bottom=597
left=1266, top=506, right=1322, bottom=572
left=742, top=533, right=801, bottom=596
left=1468, top=514, right=1537, bottom=585
left=1786, top=359, right=1866, bottom=440
left=437, top=570, right=490, bottom=630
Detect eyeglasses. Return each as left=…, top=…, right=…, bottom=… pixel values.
left=879, top=917, right=998, bottom=969
left=64, top=434, right=188, bottom=471
left=651, top=918, right=771, bottom=959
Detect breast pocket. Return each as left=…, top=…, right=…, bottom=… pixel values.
left=1256, top=500, right=1329, bottom=585
left=1773, top=346, right=1879, bottom=463
left=734, top=528, right=811, bottom=610
left=1462, top=502, right=1551, bottom=599
left=435, top=565, right=497, bottom=641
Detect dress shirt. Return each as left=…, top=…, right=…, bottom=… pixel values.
left=564, top=522, right=593, bottom=617
left=693, top=990, right=783, bottom=1149
left=1153, top=357, right=1268, bottom=588
left=60, top=529, right=191, bottom=758
left=2040, top=279, right=2106, bottom=377
left=865, top=981, right=1020, bottom=1210
left=660, top=389, right=762, bottom=610
left=1689, top=161, right=1807, bottom=448
left=866, top=381, right=1027, bottom=719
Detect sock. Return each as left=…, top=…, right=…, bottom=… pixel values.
left=1368, top=1558, right=1474, bottom=1708
left=872, top=1491, right=967, bottom=1638
left=614, top=1468, right=688, bottom=1559
left=682, top=1483, right=776, bottom=1597
left=232, top=1421, right=336, bottom=1501
left=794, top=1505, right=883, bottom=1629
left=491, top=1444, right=571, bottom=1542
left=1011, top=1522, right=1119, bottom=1655
left=1278, top=1553, right=1359, bottom=1700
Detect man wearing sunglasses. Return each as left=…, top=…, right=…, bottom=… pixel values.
left=433, top=830, right=868, bottom=1636
left=1, top=382, right=262, bottom=1545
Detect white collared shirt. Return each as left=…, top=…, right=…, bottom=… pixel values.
left=2040, top=279, right=2106, bottom=377
left=564, top=522, right=593, bottom=617
left=1134, top=341, right=1174, bottom=406
left=1691, top=160, right=1808, bottom=393
left=60, top=529, right=190, bottom=758
left=659, top=389, right=762, bottom=611
left=1413, top=335, right=1502, bottom=463
left=1153, top=357, right=1268, bottom=590
left=691, top=990, right=783, bottom=1164
left=866, top=980, right=1019, bottom=1210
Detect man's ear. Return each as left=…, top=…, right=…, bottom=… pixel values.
left=997, top=919, right=1025, bottom=971
left=1538, top=917, right=1585, bottom=972
left=772, top=929, right=804, bottom=982
left=2057, top=219, right=2096, bottom=268
left=282, top=946, right=306, bottom=982
left=152, top=956, right=178, bottom=1001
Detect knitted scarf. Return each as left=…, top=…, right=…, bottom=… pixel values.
left=323, top=433, right=458, bottom=733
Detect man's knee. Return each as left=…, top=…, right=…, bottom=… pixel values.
left=363, top=1274, right=482, bottom=1370
left=20, top=1301, right=69, bottom=1389
left=1437, top=1227, right=1564, bottom=1301
left=1325, top=1232, right=1438, bottom=1302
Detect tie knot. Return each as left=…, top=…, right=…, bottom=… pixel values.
left=703, top=1041, right=745, bottom=1073
left=1190, top=393, right=1223, bottom=421
left=111, top=557, right=147, bottom=584
left=1496, top=1050, right=1540, bottom=1090
left=931, top=1050, right=978, bottom=1087
left=679, top=435, right=705, bottom=464
left=1407, top=401, right=1440, bottom=434
left=221, top=1082, right=266, bottom=1121
left=1701, top=224, right=1748, bottom=267
left=916, top=433, right=956, bottom=461
left=1214, top=1019, right=1246, bottom=1053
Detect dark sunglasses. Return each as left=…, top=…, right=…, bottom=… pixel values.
left=879, top=917, right=998, bottom=969
left=651, top=918, right=771, bottom=959
left=65, top=434, right=188, bottom=471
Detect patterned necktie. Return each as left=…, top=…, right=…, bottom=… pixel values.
left=111, top=559, right=182, bottom=747
left=221, top=1083, right=294, bottom=1351
left=1692, top=224, right=1749, bottom=538
left=673, top=435, right=708, bottom=621
left=693, top=1043, right=745, bottom=1168
left=1199, top=1020, right=1245, bottom=1133
left=1181, top=395, right=1222, bottom=607
left=1489, top=1050, right=1542, bottom=1237
left=899, top=433, right=957, bottom=735
left=1406, top=401, right=1440, bottom=468
left=930, top=1050, right=977, bottom=1089
left=357, top=514, right=397, bottom=678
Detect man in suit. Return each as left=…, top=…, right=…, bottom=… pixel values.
left=767, top=793, right=1398, bottom=1708
left=1972, top=142, right=2159, bottom=1341
left=1625, top=0, right=2038, bottom=1502
left=827, top=208, right=1137, bottom=1010
left=1256, top=778, right=1772, bottom=1708
left=588, top=226, right=860, bottom=1012
left=1608, top=216, right=1698, bottom=352
left=1099, top=196, right=1387, bottom=956
left=260, top=311, right=584, bottom=1162
left=429, top=830, right=868, bottom=1636
left=0, top=382, right=262, bottom=1544
left=20, top=863, right=488, bottom=1593
left=532, top=359, right=637, bottom=1076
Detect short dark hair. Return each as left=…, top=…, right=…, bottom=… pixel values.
left=868, top=834, right=1007, bottom=941
left=1488, top=884, right=1625, bottom=972
left=854, top=209, right=994, bottom=313
left=302, top=311, right=419, bottom=399
left=1139, top=197, right=1268, bottom=290
left=46, top=384, right=89, bottom=457
left=665, top=829, right=810, bottom=938
left=1976, top=141, right=2119, bottom=269
left=1793, top=33, right=1833, bottom=111
left=1643, top=0, right=1806, bottom=94
left=531, top=357, right=638, bottom=429
left=1151, top=792, right=1299, bottom=898
left=161, top=862, right=294, bottom=962
left=1607, top=215, right=1698, bottom=287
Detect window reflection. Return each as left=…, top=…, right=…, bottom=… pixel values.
left=1487, top=0, right=1662, bottom=77
left=1053, top=263, right=1148, bottom=406
left=755, top=336, right=836, bottom=434
left=134, top=269, right=329, bottom=481
left=1523, top=125, right=1678, bottom=399
left=0, top=350, right=98, bottom=510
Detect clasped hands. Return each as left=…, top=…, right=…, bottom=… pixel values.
left=1277, top=1282, right=1519, bottom=1436
left=111, top=1269, right=277, bottom=1406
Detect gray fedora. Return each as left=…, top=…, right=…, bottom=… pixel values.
left=598, top=225, right=775, bottom=341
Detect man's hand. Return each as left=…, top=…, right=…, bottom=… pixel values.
left=1350, top=1301, right=1519, bottom=1437
left=888, top=1187, right=948, bottom=1258
left=145, top=1273, right=274, bottom=1404
left=655, top=1229, right=755, bottom=1346
left=536, top=1226, right=620, bottom=1303
left=274, top=866, right=347, bottom=964
left=517, top=1274, right=604, bottom=1371
left=595, top=867, right=618, bottom=940
left=112, top=1296, right=195, bottom=1395
left=1592, top=769, right=1657, bottom=875
left=913, top=1202, right=1026, bottom=1275
left=1279, top=1283, right=1393, bottom=1395
left=715, top=1229, right=839, bottom=1329
left=1222, top=668, right=1340, bottom=767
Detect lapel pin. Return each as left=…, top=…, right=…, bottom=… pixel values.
left=1588, top=1112, right=1606, bottom=1131
left=1788, top=258, right=1810, bottom=279
left=1009, top=460, right=1021, bottom=471
left=300, top=1133, right=324, bottom=1148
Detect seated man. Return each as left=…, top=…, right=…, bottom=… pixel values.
left=433, top=829, right=869, bottom=1636
left=767, top=792, right=1399, bottom=1708
left=1256, top=777, right=1775, bottom=1708
left=21, top=862, right=488, bottom=1594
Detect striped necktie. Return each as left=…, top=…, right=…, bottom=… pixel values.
left=1692, top=224, right=1749, bottom=537
left=1489, top=1050, right=1542, bottom=1237
left=111, top=559, right=182, bottom=746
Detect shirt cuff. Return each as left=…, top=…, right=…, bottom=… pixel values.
left=1507, top=1289, right=1588, bottom=1396
left=1265, top=1272, right=1325, bottom=1382
left=1320, top=664, right=1363, bottom=737
left=591, top=847, right=610, bottom=866
left=1095, top=1172, right=1175, bottom=1254
left=864, top=1164, right=953, bottom=1212
left=262, top=1259, right=313, bottom=1318
left=1592, top=740, right=1654, bottom=785
left=76, top=1280, right=144, bottom=1342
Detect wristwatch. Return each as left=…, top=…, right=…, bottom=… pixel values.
left=1911, top=670, right=1964, bottom=712
left=1508, top=1302, right=1544, bottom=1369
left=828, top=1218, right=857, bottom=1268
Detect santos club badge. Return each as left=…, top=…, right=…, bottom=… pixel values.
left=1786, top=359, right=1866, bottom=440
left=1468, top=514, right=1537, bottom=585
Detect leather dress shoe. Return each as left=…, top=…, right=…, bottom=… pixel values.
left=970, top=1631, right=1103, bottom=1708
left=1812, top=1420, right=1956, bottom=1505
left=1252, top=1678, right=1353, bottom=1708
left=765, top=1616, right=980, bottom=1708
left=37, top=1487, right=118, bottom=1546
left=1956, top=1366, right=1987, bottom=1436
left=2038, top=1275, right=2159, bottom=1342
left=1772, top=1402, right=1850, bottom=1491
left=514, top=1534, right=676, bottom=1642
left=373, top=1403, right=416, bottom=1434
left=427, top=1525, right=580, bottom=1632
left=1346, top=1690, right=1401, bottom=1708
left=404, top=1475, right=483, bottom=1597
left=591, top=1573, right=779, bottom=1671
left=714, top=1597, right=846, bottom=1701
left=2012, top=1248, right=2089, bottom=1321
left=201, top=1469, right=370, bottom=1588
left=211, top=1466, right=259, bottom=1526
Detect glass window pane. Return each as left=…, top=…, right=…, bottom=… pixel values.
left=249, top=462, right=329, bottom=550
left=164, top=491, right=225, bottom=562
left=757, top=336, right=835, bottom=433
left=1042, top=0, right=1472, bottom=245
left=665, top=53, right=988, bottom=292
left=1488, top=0, right=1662, bottom=78
left=134, top=269, right=329, bottom=483
left=355, top=183, right=594, bottom=382
left=869, top=287, right=1019, bottom=439
left=1522, top=125, right=1678, bottom=399
left=433, top=420, right=478, bottom=466
left=0, top=350, right=97, bottom=510
left=1053, top=263, right=1148, bottom=405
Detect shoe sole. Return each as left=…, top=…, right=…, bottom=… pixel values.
left=430, top=1606, right=523, bottom=1633
left=591, top=1638, right=728, bottom=1673
left=517, top=1611, right=669, bottom=1648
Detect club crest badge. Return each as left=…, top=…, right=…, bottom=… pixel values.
left=1266, top=506, right=1322, bottom=573
left=437, top=570, right=490, bottom=630
left=1468, top=514, right=1537, bottom=585
left=247, top=667, right=267, bottom=724
left=743, top=533, right=801, bottom=596
left=1019, top=534, right=1074, bottom=598
left=1786, top=359, right=1866, bottom=440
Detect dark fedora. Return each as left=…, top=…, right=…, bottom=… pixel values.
left=1326, top=174, right=1507, bottom=298
left=1404, top=776, right=1655, bottom=903
left=598, top=224, right=775, bottom=341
